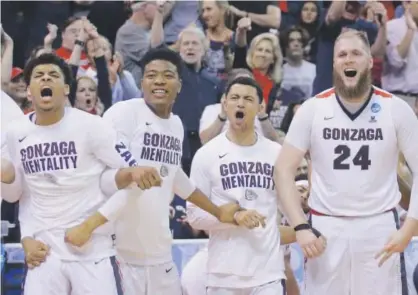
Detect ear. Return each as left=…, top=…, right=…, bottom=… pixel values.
left=140, top=79, right=144, bottom=92
left=64, top=84, right=70, bottom=96
left=27, top=88, right=33, bottom=102
left=177, top=79, right=182, bottom=94
left=368, top=56, right=373, bottom=71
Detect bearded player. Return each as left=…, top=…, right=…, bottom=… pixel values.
left=275, top=29, right=418, bottom=295
left=64, top=47, right=241, bottom=295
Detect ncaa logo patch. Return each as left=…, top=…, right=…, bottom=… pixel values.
left=244, top=189, right=258, bottom=201
left=160, top=165, right=169, bottom=177
left=371, top=103, right=381, bottom=113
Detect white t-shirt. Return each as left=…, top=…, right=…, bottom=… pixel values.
left=4, top=107, right=134, bottom=261
left=199, top=103, right=263, bottom=134
left=188, top=132, right=285, bottom=288
left=285, top=87, right=418, bottom=219
left=100, top=99, right=195, bottom=266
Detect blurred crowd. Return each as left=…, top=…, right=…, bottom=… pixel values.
left=1, top=0, right=417, bottom=242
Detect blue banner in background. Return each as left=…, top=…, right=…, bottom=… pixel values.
left=3, top=238, right=418, bottom=295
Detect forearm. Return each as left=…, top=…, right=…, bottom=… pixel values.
left=68, top=43, right=83, bottom=66
left=396, top=29, right=415, bottom=59
left=326, top=0, right=346, bottom=24
left=100, top=168, right=134, bottom=197
left=187, top=189, right=221, bottom=220
left=200, top=119, right=226, bottom=144
left=248, top=10, right=280, bottom=29
left=1, top=43, right=13, bottom=83
left=398, top=173, right=411, bottom=210
left=187, top=203, right=235, bottom=231
left=371, top=26, right=387, bottom=58
left=234, top=29, right=247, bottom=48
left=279, top=225, right=296, bottom=245
left=259, top=119, right=279, bottom=142
left=275, top=170, right=308, bottom=227
left=150, top=11, right=164, bottom=48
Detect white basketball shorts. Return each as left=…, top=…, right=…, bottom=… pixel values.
left=181, top=248, right=208, bottom=295
left=305, top=209, right=408, bottom=295
left=118, top=260, right=182, bottom=295
left=22, top=255, right=123, bottom=295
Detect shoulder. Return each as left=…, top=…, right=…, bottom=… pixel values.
left=203, top=103, right=221, bottom=114
left=259, top=135, right=282, bottom=154
left=104, top=99, right=144, bottom=118
left=170, top=113, right=185, bottom=132
left=387, top=17, right=403, bottom=30
left=195, top=133, right=226, bottom=158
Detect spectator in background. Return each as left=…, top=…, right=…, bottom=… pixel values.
left=280, top=26, right=316, bottom=99
left=228, top=1, right=281, bottom=44
left=55, top=16, right=90, bottom=69
left=163, top=0, right=202, bottom=45
left=74, top=76, right=104, bottom=115
left=171, top=26, right=220, bottom=175
left=278, top=99, right=304, bottom=141
left=115, top=1, right=163, bottom=86
left=312, top=0, right=387, bottom=94
left=298, top=1, right=321, bottom=63
left=233, top=24, right=284, bottom=111
left=200, top=0, right=234, bottom=80
left=382, top=0, right=418, bottom=109
left=4, top=68, right=32, bottom=114
left=199, top=68, right=279, bottom=144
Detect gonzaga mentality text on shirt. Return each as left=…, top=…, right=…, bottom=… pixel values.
left=4, top=108, right=138, bottom=261
left=190, top=132, right=285, bottom=289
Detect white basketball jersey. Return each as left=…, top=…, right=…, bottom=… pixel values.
left=190, top=132, right=285, bottom=288
left=286, top=87, right=414, bottom=217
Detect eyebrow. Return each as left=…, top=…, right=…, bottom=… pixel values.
left=34, top=70, right=61, bottom=76
left=145, top=69, right=176, bottom=74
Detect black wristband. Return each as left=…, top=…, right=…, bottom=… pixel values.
left=218, top=115, right=227, bottom=122
left=294, top=223, right=311, bottom=232
left=258, top=115, right=269, bottom=122
left=311, top=227, right=322, bottom=238
left=75, top=40, right=85, bottom=47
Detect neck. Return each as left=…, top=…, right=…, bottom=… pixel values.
left=207, top=23, right=226, bottom=36
left=255, top=67, right=268, bottom=75
left=226, top=127, right=257, bottom=146
left=337, top=86, right=373, bottom=104
left=286, top=57, right=302, bottom=67
left=35, top=108, right=65, bottom=126
left=145, top=102, right=172, bottom=119
left=130, top=13, right=150, bottom=29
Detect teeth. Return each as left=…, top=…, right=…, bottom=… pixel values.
left=152, top=90, right=166, bottom=94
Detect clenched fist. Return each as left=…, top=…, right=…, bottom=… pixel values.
left=65, top=223, right=93, bottom=248
left=234, top=210, right=266, bottom=229
left=129, top=167, right=162, bottom=190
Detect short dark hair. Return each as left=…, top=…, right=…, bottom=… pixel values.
left=140, top=47, right=183, bottom=76
left=225, top=77, right=264, bottom=103
left=61, top=16, right=81, bottom=32
left=23, top=53, right=73, bottom=85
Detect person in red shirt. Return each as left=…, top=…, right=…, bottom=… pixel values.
left=55, top=16, right=90, bottom=70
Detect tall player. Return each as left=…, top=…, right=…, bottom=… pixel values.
left=64, top=47, right=242, bottom=295
left=275, top=29, right=418, bottom=295
left=1, top=53, right=163, bottom=295
left=187, top=77, right=320, bottom=295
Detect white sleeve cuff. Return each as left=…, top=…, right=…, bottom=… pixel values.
left=100, top=169, right=119, bottom=197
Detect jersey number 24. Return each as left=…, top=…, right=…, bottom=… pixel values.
left=333, top=145, right=371, bottom=170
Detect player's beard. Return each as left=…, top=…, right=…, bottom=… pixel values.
left=333, top=68, right=371, bottom=100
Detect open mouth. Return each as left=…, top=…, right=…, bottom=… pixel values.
left=344, top=69, right=357, bottom=78
left=152, top=89, right=168, bottom=97
left=40, top=87, right=53, bottom=102
left=235, top=111, right=245, bottom=119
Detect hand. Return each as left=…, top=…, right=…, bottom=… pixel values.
left=375, top=228, right=413, bottom=267
left=83, top=19, right=99, bottom=40
left=21, top=237, right=50, bottom=269
left=156, top=0, right=166, bottom=13
left=405, top=7, right=418, bottom=31
left=108, top=57, right=120, bottom=86
left=1, top=158, right=15, bottom=184
left=129, top=167, right=162, bottom=190
left=234, top=210, right=266, bottom=229
left=296, top=229, right=326, bottom=259
left=367, top=1, right=387, bottom=27
left=113, top=52, right=124, bottom=74
left=65, top=223, right=93, bottom=247
left=44, top=23, right=58, bottom=46
left=217, top=203, right=241, bottom=224
left=236, top=17, right=252, bottom=32
left=228, top=5, right=246, bottom=18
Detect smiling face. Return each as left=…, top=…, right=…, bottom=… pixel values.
left=224, top=83, right=261, bottom=131
left=201, top=0, right=224, bottom=29
left=28, top=63, right=69, bottom=112
left=141, top=59, right=182, bottom=107
left=333, top=32, right=373, bottom=100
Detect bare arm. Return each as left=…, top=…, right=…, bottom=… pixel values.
left=248, top=5, right=281, bottom=29
left=325, top=0, right=346, bottom=25
left=199, top=103, right=227, bottom=145
left=258, top=117, right=280, bottom=142
left=1, top=30, right=13, bottom=84
left=371, top=26, right=387, bottom=58
left=150, top=3, right=165, bottom=48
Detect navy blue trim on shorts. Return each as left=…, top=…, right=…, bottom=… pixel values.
left=392, top=209, right=409, bottom=295
left=21, top=263, right=28, bottom=294
left=413, top=263, right=418, bottom=293
left=281, top=279, right=286, bottom=295
left=110, top=256, right=124, bottom=295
